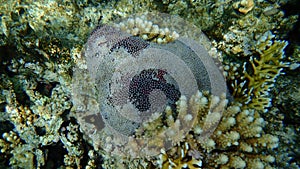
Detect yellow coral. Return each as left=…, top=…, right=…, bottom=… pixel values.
left=243, top=40, right=288, bottom=110
left=158, top=143, right=202, bottom=169
left=0, top=131, right=21, bottom=153
left=233, top=0, right=255, bottom=14
left=232, top=39, right=288, bottom=112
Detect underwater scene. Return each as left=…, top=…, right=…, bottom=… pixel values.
left=0, top=0, right=299, bottom=168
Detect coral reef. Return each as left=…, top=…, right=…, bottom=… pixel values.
left=0, top=0, right=299, bottom=168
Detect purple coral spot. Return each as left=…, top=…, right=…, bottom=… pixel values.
left=128, top=69, right=180, bottom=112
left=110, top=36, right=149, bottom=55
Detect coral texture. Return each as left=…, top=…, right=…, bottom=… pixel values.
left=0, top=0, right=299, bottom=168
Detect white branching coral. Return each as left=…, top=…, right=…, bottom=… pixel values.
left=115, top=15, right=180, bottom=44
left=156, top=91, right=279, bottom=169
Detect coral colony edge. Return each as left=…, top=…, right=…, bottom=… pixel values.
left=0, top=0, right=299, bottom=169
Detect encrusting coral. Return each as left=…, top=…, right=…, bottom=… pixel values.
left=0, top=0, right=299, bottom=168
